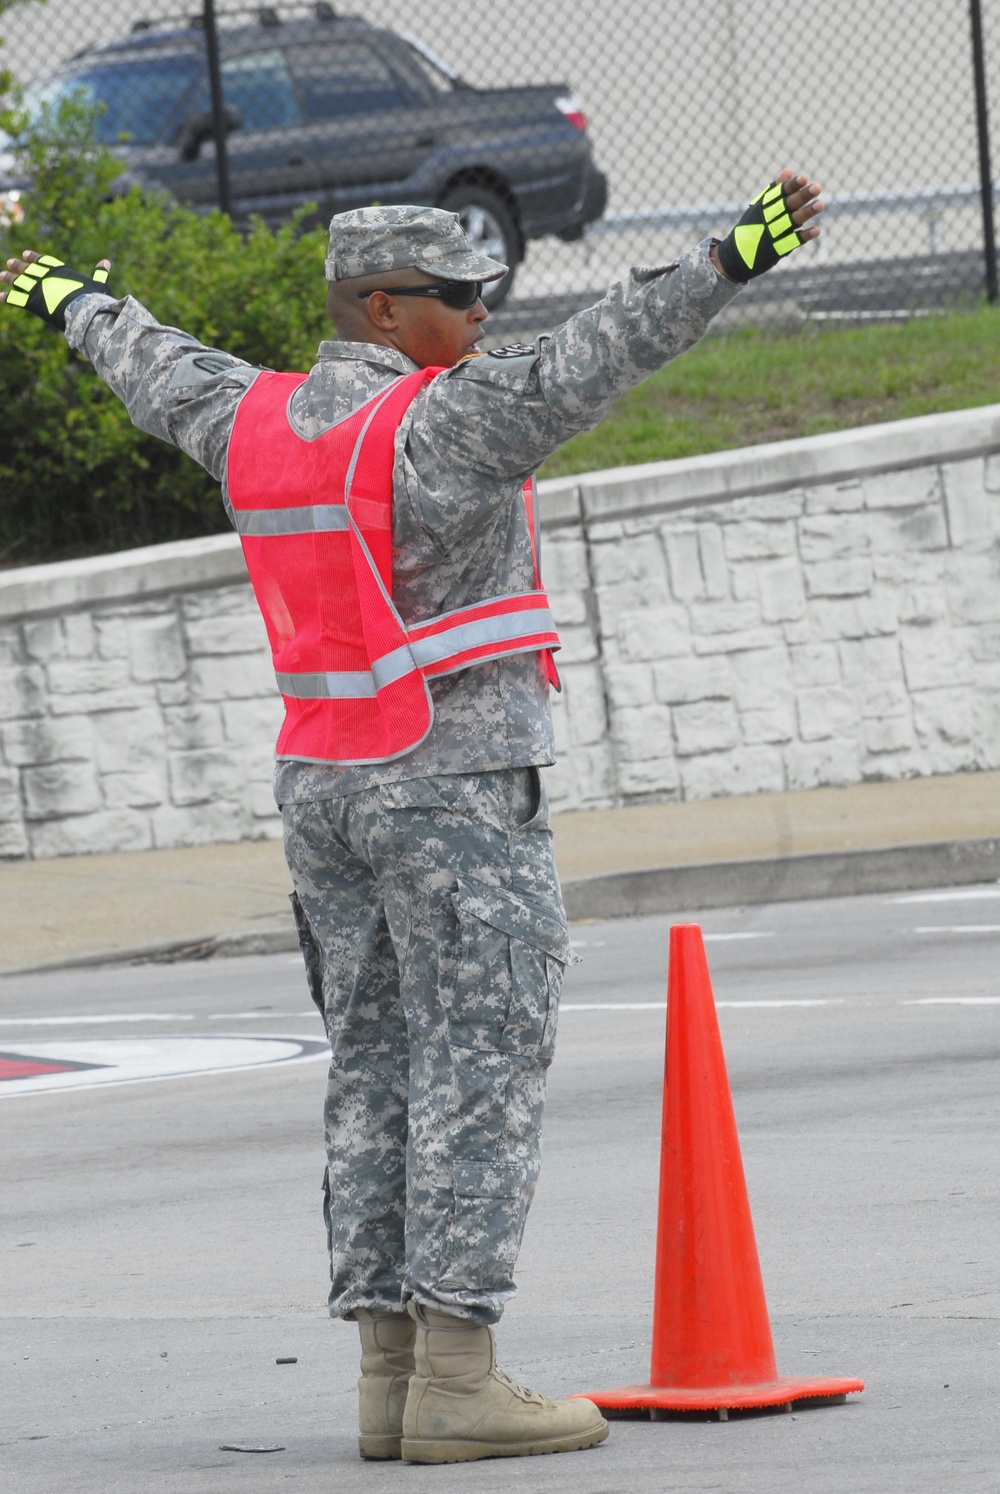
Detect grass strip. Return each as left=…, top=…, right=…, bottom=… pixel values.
left=540, top=304, right=1000, bottom=479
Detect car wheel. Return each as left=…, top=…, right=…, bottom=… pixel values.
left=438, top=185, right=520, bottom=310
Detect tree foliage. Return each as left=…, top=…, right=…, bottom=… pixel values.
left=0, top=87, right=331, bottom=566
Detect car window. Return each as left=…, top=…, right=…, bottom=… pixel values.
left=24, top=54, right=203, bottom=147
left=285, top=43, right=407, bottom=121
left=220, top=50, right=301, bottom=130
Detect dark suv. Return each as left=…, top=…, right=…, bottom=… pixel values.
left=2, top=4, right=607, bottom=307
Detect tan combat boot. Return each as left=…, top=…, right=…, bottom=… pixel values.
left=355, top=1308, right=416, bottom=1460
left=401, top=1302, right=609, bottom=1463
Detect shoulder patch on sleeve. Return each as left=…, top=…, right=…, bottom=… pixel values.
left=168, top=351, right=252, bottom=390
left=486, top=342, right=536, bottom=359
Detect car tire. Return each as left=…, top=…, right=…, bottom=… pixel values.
left=438, top=184, right=521, bottom=310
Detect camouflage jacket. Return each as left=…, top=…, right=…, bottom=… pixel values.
left=65, top=241, right=739, bottom=800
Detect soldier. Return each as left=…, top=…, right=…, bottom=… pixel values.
left=2, top=171, right=823, bottom=1465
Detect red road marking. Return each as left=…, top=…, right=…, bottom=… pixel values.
left=0, top=1052, right=108, bottom=1082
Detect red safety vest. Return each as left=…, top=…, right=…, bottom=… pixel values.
left=227, top=366, right=561, bottom=765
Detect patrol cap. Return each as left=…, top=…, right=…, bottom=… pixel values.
left=325, top=205, right=508, bottom=283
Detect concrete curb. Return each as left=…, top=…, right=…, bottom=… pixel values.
left=561, top=837, right=1000, bottom=921
left=6, top=835, right=999, bottom=975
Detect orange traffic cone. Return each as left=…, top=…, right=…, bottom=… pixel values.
left=573, top=923, right=863, bottom=1417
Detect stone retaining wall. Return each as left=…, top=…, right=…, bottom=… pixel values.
left=2, top=404, right=999, bottom=859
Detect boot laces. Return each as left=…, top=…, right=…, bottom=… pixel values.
left=494, top=1367, right=546, bottom=1405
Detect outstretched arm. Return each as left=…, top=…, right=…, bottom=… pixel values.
left=1, top=252, right=257, bottom=482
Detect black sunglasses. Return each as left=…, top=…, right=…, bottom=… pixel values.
left=357, top=279, right=484, bottom=310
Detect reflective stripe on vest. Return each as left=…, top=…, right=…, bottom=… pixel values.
left=226, top=367, right=560, bottom=764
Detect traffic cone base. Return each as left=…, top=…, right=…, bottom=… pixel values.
left=572, top=925, right=863, bottom=1418
left=572, top=1373, right=863, bottom=1415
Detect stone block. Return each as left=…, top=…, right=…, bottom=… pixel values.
left=782, top=618, right=812, bottom=645
left=900, top=629, right=971, bottom=692
left=730, top=493, right=804, bottom=522
left=689, top=600, right=760, bottom=634
left=0, top=627, right=22, bottom=666
left=784, top=738, right=861, bottom=790
left=837, top=636, right=902, bottom=683
left=796, top=687, right=858, bottom=743
left=855, top=679, right=911, bottom=720
left=867, top=505, right=948, bottom=554
left=804, top=480, right=864, bottom=514
left=663, top=527, right=702, bottom=602
left=129, top=614, right=186, bottom=683
left=169, top=749, right=244, bottom=807
left=973, top=692, right=1000, bottom=768
left=93, top=616, right=130, bottom=660
left=0, top=819, right=28, bottom=858
left=0, top=766, right=21, bottom=821
left=698, top=525, right=728, bottom=598
left=653, top=656, right=731, bottom=705
left=898, top=583, right=948, bottom=625
left=864, top=467, right=942, bottom=509
left=182, top=583, right=255, bottom=620
left=945, top=556, right=1000, bottom=624
left=758, top=558, right=806, bottom=622
left=911, top=687, right=974, bottom=745
left=791, top=647, right=844, bottom=698
left=618, top=755, right=680, bottom=797
left=28, top=809, right=153, bottom=858
left=1, top=716, right=93, bottom=768
left=729, top=648, right=793, bottom=712
left=157, top=681, right=191, bottom=706
left=183, top=612, right=270, bottom=657
left=49, top=687, right=155, bottom=717
left=616, top=607, right=690, bottom=662
left=189, top=651, right=276, bottom=701
left=566, top=742, right=616, bottom=805
left=673, top=700, right=740, bottom=756
left=562, top=664, right=607, bottom=747
left=550, top=693, right=570, bottom=755
left=943, top=458, right=994, bottom=549
left=22, top=761, right=102, bottom=820
left=985, top=453, right=1000, bottom=493
left=46, top=659, right=131, bottom=696
left=246, top=781, right=280, bottom=820
left=64, top=614, right=96, bottom=658
left=809, top=563, right=876, bottom=612
left=550, top=589, right=589, bottom=627
left=606, top=664, right=654, bottom=709
left=722, top=521, right=796, bottom=561
left=740, top=705, right=795, bottom=744
left=542, top=535, right=589, bottom=593
left=729, top=565, right=758, bottom=603
left=151, top=800, right=245, bottom=849
left=102, top=770, right=167, bottom=809
left=968, top=624, right=1000, bottom=662
left=692, top=628, right=776, bottom=655
left=680, top=746, right=784, bottom=800
left=810, top=596, right=897, bottom=640
left=798, top=514, right=871, bottom=562
left=0, top=666, right=45, bottom=719
left=221, top=697, right=284, bottom=746
left=553, top=624, right=599, bottom=665
left=163, top=704, right=224, bottom=751
left=863, top=716, right=915, bottom=754
left=592, top=533, right=669, bottom=601
left=92, top=708, right=165, bottom=774
left=23, top=618, right=63, bottom=663
left=612, top=704, right=673, bottom=762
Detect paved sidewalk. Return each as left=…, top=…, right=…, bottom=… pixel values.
left=1, top=769, right=999, bottom=974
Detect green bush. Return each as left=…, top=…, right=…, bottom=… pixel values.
left=0, top=93, right=330, bottom=566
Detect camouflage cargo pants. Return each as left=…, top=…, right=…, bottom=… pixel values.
left=282, top=767, right=574, bottom=1326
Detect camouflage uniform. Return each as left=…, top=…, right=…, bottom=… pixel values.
left=64, top=208, right=739, bottom=1324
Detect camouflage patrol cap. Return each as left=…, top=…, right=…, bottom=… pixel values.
left=325, top=205, right=508, bottom=283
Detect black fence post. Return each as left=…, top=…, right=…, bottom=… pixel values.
left=970, top=0, right=998, bottom=303
left=202, top=0, right=232, bottom=218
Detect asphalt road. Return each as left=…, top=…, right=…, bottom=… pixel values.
left=2, top=885, right=998, bottom=1492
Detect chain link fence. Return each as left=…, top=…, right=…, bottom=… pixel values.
left=2, top=0, right=1000, bottom=337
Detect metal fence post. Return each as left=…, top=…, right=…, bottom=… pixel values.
left=969, top=0, right=998, bottom=303
left=202, top=0, right=232, bottom=218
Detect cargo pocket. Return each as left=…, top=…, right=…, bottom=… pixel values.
left=289, top=892, right=325, bottom=1018
left=439, top=1160, right=526, bottom=1291
left=450, top=875, right=576, bottom=1065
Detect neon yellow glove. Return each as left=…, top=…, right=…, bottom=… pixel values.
left=716, top=181, right=807, bottom=282
left=4, top=255, right=111, bottom=331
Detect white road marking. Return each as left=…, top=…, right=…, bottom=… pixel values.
left=912, top=925, right=1000, bottom=934
left=703, top=932, right=775, bottom=942
left=891, top=887, right=1000, bottom=903
left=0, top=1014, right=194, bottom=1026
left=901, top=997, right=1000, bottom=1006
left=560, top=999, right=842, bottom=1011
left=0, top=1035, right=328, bottom=1097
left=208, top=1012, right=319, bottom=1021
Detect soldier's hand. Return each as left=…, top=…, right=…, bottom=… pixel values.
left=1, top=249, right=113, bottom=331
left=713, top=170, right=824, bottom=283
